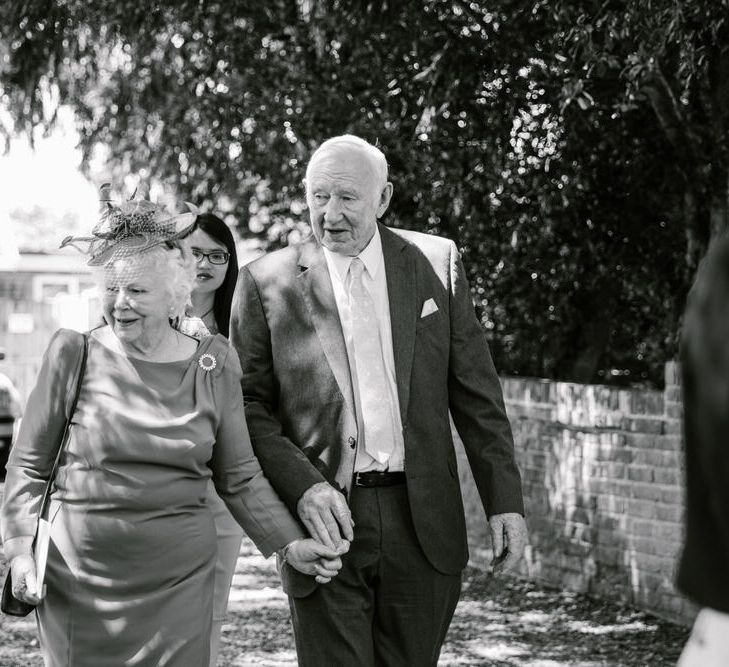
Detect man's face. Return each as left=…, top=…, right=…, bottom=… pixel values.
left=306, top=146, right=392, bottom=256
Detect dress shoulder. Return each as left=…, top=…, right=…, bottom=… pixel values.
left=198, top=334, right=242, bottom=379
left=43, top=328, right=86, bottom=383
left=47, top=328, right=86, bottom=357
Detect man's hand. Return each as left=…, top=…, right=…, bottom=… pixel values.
left=489, top=512, right=528, bottom=576
left=283, top=538, right=347, bottom=584
left=297, top=481, right=354, bottom=552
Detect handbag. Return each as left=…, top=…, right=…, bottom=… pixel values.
left=1, top=332, right=88, bottom=616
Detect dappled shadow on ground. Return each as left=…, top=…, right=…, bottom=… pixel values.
left=219, top=548, right=297, bottom=666
left=0, top=539, right=689, bottom=667
left=0, top=615, right=43, bottom=667
left=219, top=543, right=689, bottom=667
left=442, top=570, right=689, bottom=667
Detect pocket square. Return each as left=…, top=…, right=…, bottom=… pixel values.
left=420, top=298, right=438, bottom=318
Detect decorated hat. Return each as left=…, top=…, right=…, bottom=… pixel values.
left=61, top=184, right=198, bottom=266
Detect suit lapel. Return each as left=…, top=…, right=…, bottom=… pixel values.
left=296, top=238, right=356, bottom=417
left=380, top=224, right=417, bottom=423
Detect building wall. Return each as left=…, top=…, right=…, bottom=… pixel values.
left=455, top=362, right=695, bottom=624
left=0, top=254, right=96, bottom=402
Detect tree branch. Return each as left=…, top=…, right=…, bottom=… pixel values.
left=642, top=66, right=702, bottom=179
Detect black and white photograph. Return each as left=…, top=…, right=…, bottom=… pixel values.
left=0, top=1, right=725, bottom=665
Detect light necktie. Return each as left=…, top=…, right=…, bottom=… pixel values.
left=347, top=257, right=397, bottom=466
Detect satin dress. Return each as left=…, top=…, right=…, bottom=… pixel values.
left=0, top=329, right=303, bottom=667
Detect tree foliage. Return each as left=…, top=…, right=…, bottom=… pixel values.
left=2, top=0, right=717, bottom=386
left=560, top=0, right=729, bottom=270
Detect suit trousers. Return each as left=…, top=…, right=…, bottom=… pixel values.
left=289, top=483, right=462, bottom=666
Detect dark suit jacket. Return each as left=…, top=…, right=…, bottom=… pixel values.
left=231, top=224, right=524, bottom=589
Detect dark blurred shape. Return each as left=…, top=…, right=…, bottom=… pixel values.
left=676, top=234, right=729, bottom=665
left=0, top=351, right=22, bottom=481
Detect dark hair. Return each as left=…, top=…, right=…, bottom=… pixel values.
left=194, top=213, right=238, bottom=338
left=681, top=234, right=729, bottom=428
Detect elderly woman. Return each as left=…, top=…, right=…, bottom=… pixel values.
left=0, top=192, right=342, bottom=666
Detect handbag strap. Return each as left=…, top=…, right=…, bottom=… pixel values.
left=37, top=332, right=89, bottom=521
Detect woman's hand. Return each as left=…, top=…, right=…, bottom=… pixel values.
left=282, top=538, right=348, bottom=584
left=9, top=554, right=44, bottom=605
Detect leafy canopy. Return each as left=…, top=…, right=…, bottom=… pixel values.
left=3, top=0, right=716, bottom=386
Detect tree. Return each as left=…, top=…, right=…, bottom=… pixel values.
left=0, top=0, right=695, bottom=386
left=560, top=0, right=729, bottom=273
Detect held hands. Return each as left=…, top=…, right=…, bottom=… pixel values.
left=489, top=512, right=528, bottom=576
left=282, top=538, right=348, bottom=584
left=297, top=481, right=354, bottom=552
left=289, top=482, right=354, bottom=584
left=9, top=554, right=45, bottom=605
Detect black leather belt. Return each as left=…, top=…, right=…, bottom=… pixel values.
left=353, top=471, right=406, bottom=487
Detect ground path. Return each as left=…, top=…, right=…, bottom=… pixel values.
left=0, top=536, right=689, bottom=666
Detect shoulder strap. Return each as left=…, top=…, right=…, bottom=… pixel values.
left=37, top=332, right=88, bottom=520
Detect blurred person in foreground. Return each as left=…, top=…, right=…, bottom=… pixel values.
left=182, top=212, right=244, bottom=665
left=677, top=234, right=729, bottom=666
left=231, top=134, right=528, bottom=666
left=0, top=190, right=342, bottom=667
left=0, top=348, right=23, bottom=482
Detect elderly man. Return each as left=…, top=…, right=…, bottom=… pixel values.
left=231, top=135, right=527, bottom=666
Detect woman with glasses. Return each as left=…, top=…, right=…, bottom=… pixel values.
left=188, top=213, right=238, bottom=337
left=184, top=213, right=248, bottom=665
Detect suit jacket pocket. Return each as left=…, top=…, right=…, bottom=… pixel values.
left=416, top=311, right=443, bottom=331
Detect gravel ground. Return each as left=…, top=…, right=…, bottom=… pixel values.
left=0, top=537, right=689, bottom=666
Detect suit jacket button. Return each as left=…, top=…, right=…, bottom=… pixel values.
left=348, top=437, right=356, bottom=449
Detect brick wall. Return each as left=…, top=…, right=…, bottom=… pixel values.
left=454, top=361, right=696, bottom=624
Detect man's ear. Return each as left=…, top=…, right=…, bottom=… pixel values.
left=376, top=182, right=394, bottom=219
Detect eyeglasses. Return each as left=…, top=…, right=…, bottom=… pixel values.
left=192, top=249, right=230, bottom=265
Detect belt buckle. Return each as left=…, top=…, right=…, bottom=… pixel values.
left=354, top=471, right=382, bottom=487
left=353, top=472, right=367, bottom=487
left=353, top=470, right=402, bottom=487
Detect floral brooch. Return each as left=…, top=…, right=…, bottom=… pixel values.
left=198, top=353, right=217, bottom=372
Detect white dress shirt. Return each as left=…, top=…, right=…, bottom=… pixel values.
left=322, top=228, right=405, bottom=472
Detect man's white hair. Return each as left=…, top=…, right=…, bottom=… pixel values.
left=305, top=134, right=389, bottom=189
